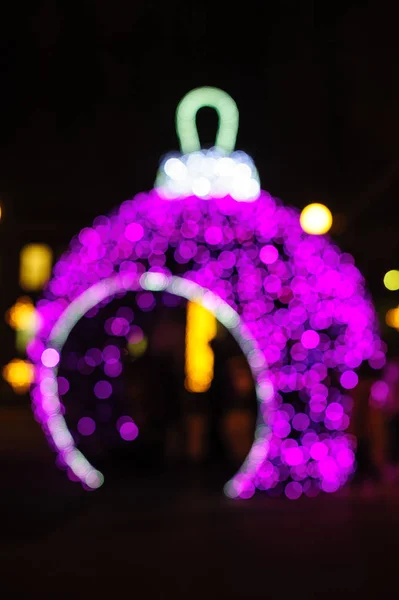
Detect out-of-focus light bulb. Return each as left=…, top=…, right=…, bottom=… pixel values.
left=164, top=158, right=187, bottom=180
left=192, top=177, right=211, bottom=197
left=19, top=244, right=53, bottom=291
left=127, top=336, right=148, bottom=357
left=2, top=359, right=34, bottom=394
left=383, top=270, right=399, bottom=291
left=6, top=296, right=39, bottom=353
left=6, top=297, right=37, bottom=331
left=185, top=300, right=217, bottom=393
left=386, top=307, right=399, bottom=328
left=300, top=203, right=333, bottom=235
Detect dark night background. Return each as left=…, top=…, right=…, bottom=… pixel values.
left=2, top=1, right=399, bottom=360
left=2, top=2, right=399, bottom=597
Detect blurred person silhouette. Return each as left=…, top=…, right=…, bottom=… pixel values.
left=207, top=332, right=256, bottom=468
left=348, top=362, right=386, bottom=493
left=122, top=312, right=183, bottom=473
left=150, top=306, right=186, bottom=464
left=178, top=327, right=256, bottom=470
left=380, top=358, right=399, bottom=483
left=123, top=352, right=171, bottom=473
left=221, top=355, right=256, bottom=465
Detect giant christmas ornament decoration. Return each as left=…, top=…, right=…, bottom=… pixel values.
left=29, top=87, right=384, bottom=498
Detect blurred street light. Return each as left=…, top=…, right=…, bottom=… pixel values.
left=19, top=243, right=53, bottom=291
left=300, top=203, right=333, bottom=235
left=185, top=300, right=217, bottom=393
left=383, top=269, right=399, bottom=291
left=385, top=307, right=399, bottom=328
left=2, top=359, right=34, bottom=394
left=5, top=296, right=39, bottom=353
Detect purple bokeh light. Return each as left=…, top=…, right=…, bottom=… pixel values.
left=119, top=421, right=139, bottom=441
left=340, top=371, right=359, bottom=390
left=301, top=330, right=320, bottom=350
left=260, top=245, right=279, bottom=265
left=77, top=417, right=96, bottom=436
left=370, top=380, right=389, bottom=406
left=94, top=380, right=112, bottom=400
left=102, top=345, right=120, bottom=364
left=41, top=348, right=60, bottom=368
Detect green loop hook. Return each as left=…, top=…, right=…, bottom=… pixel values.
left=175, top=86, right=239, bottom=155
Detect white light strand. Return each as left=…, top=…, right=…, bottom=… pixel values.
left=155, top=149, right=260, bottom=202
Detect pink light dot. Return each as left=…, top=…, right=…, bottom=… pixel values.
left=103, top=345, right=120, bottom=364
left=325, top=402, right=344, bottom=421
left=137, top=292, right=155, bottom=311
left=94, top=380, right=112, bottom=399
left=120, top=421, right=139, bottom=441
left=274, top=420, right=291, bottom=438
left=204, top=226, right=223, bottom=245
left=79, top=227, right=101, bottom=247
left=264, top=275, right=282, bottom=294
left=179, top=241, right=197, bottom=260
left=77, top=417, right=96, bottom=436
left=125, top=222, right=144, bottom=242
left=292, top=413, right=310, bottom=431
left=260, top=245, right=279, bottom=265
left=57, top=377, right=70, bottom=395
left=284, top=447, right=304, bottom=466
left=104, top=362, right=122, bottom=377
left=310, top=442, right=329, bottom=461
left=110, top=317, right=129, bottom=336
left=370, top=380, right=389, bottom=404
left=340, top=370, right=358, bottom=390
left=239, top=483, right=255, bottom=499
left=127, top=325, right=144, bottom=344
left=27, top=339, right=45, bottom=361
left=285, top=482, right=303, bottom=500
left=301, top=330, right=320, bottom=350
left=321, top=479, right=340, bottom=493
left=318, top=457, right=338, bottom=480
left=85, top=348, right=102, bottom=366
left=369, top=351, right=386, bottom=370
left=41, top=348, right=60, bottom=368
left=219, top=250, right=236, bottom=269
left=336, top=448, right=355, bottom=469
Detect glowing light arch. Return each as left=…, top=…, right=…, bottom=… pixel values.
left=31, top=273, right=270, bottom=490
left=30, top=87, right=384, bottom=499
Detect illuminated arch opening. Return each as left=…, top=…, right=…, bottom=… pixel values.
left=32, top=273, right=270, bottom=491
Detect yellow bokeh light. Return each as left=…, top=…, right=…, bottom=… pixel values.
left=383, top=270, right=399, bottom=291
left=2, top=359, right=34, bottom=394
left=6, top=297, right=37, bottom=331
left=127, top=337, right=148, bottom=357
left=185, top=300, right=217, bottom=393
left=19, top=243, right=53, bottom=291
left=6, top=297, right=39, bottom=353
left=386, top=307, right=399, bottom=329
left=300, top=203, right=333, bottom=235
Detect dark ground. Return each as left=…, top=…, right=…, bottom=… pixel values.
left=1, top=406, right=399, bottom=599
